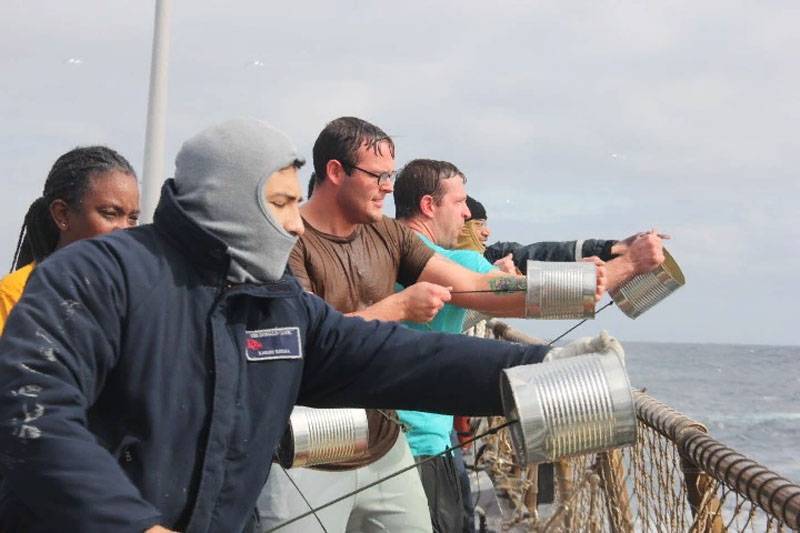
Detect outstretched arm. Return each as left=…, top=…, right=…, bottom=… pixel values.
left=485, top=239, right=619, bottom=273
left=344, top=281, right=453, bottom=323
left=288, top=235, right=453, bottom=324
left=485, top=231, right=666, bottom=292
left=418, top=254, right=606, bottom=317
left=298, top=292, right=551, bottom=414
left=0, top=244, right=162, bottom=531
left=605, top=231, right=666, bottom=291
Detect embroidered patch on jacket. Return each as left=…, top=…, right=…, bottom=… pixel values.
left=245, top=327, right=303, bottom=361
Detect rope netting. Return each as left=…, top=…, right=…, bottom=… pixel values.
left=464, top=320, right=800, bottom=532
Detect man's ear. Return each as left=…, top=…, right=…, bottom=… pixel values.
left=326, top=160, right=347, bottom=187
left=49, top=199, right=71, bottom=231
left=419, top=194, right=436, bottom=218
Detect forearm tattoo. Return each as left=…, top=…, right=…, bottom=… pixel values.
left=488, top=276, right=527, bottom=294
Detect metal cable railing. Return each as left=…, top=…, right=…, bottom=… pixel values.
left=467, top=319, right=800, bottom=532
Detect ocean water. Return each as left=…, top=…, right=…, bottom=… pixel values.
left=622, top=342, right=800, bottom=484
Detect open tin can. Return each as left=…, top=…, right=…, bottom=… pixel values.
left=611, top=248, right=685, bottom=319
left=276, top=407, right=369, bottom=468
left=500, top=353, right=636, bottom=466
left=525, top=261, right=596, bottom=319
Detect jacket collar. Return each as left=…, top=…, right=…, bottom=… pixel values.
left=153, top=179, right=301, bottom=298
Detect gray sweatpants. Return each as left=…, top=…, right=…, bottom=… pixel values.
left=259, top=432, right=432, bottom=533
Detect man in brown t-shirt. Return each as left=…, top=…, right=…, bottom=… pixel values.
left=288, top=216, right=437, bottom=469
left=259, top=117, right=665, bottom=533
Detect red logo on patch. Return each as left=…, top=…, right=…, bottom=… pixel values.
left=247, top=338, right=263, bottom=351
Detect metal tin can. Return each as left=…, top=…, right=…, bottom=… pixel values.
left=500, top=353, right=636, bottom=465
left=276, top=407, right=369, bottom=468
left=611, top=248, right=685, bottom=319
left=525, top=261, right=596, bottom=319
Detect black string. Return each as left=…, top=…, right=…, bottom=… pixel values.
left=280, top=465, right=329, bottom=533
left=450, top=288, right=526, bottom=294
left=547, top=300, right=614, bottom=346
left=450, top=292, right=614, bottom=345
left=265, top=419, right=518, bottom=532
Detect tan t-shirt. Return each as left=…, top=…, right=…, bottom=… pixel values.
left=289, top=215, right=435, bottom=469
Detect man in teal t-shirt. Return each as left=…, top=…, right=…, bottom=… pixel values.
left=393, top=159, right=496, bottom=533
left=395, top=234, right=495, bottom=456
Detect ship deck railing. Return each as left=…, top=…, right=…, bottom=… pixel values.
left=465, top=319, right=800, bottom=532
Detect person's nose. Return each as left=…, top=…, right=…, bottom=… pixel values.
left=284, top=209, right=305, bottom=237
left=380, top=179, right=394, bottom=194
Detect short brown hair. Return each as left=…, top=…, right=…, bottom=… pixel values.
left=394, top=159, right=465, bottom=219
left=312, top=117, right=395, bottom=185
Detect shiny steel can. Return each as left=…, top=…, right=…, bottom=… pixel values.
left=500, top=353, right=636, bottom=466
left=611, top=248, right=685, bottom=319
left=525, top=261, right=596, bottom=319
left=277, top=407, right=369, bottom=468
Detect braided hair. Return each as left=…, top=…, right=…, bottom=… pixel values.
left=10, top=146, right=136, bottom=272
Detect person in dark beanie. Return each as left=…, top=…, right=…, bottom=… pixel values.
left=0, top=118, right=561, bottom=533
left=466, top=196, right=486, bottom=220
left=455, top=195, right=490, bottom=255
left=456, top=194, right=667, bottom=275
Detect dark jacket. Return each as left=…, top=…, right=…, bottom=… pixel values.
left=485, top=239, right=618, bottom=273
left=0, top=181, right=549, bottom=533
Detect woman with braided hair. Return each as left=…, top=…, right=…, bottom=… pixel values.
left=0, top=146, right=139, bottom=334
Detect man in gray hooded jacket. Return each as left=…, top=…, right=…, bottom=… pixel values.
left=0, top=119, right=557, bottom=532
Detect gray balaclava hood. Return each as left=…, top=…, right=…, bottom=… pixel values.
left=173, top=118, right=301, bottom=283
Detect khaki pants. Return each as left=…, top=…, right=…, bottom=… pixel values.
left=259, top=432, right=432, bottom=533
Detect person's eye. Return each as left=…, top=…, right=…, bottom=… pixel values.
left=270, top=201, right=287, bottom=208
left=100, top=210, right=117, bottom=220
left=129, top=214, right=140, bottom=225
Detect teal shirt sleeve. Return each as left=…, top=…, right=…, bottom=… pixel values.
left=397, top=241, right=496, bottom=335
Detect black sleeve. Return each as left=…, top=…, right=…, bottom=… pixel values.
left=297, top=292, right=549, bottom=416
left=485, top=240, right=618, bottom=273
left=483, top=241, right=523, bottom=264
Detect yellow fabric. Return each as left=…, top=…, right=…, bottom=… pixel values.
left=0, top=262, right=35, bottom=336
left=455, top=220, right=486, bottom=253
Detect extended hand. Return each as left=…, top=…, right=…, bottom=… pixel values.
left=582, top=256, right=607, bottom=303
left=400, top=282, right=452, bottom=323
left=544, top=330, right=625, bottom=365
left=623, top=231, right=666, bottom=275
left=613, top=230, right=670, bottom=255
left=493, top=253, right=518, bottom=275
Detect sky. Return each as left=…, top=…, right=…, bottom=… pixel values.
left=1, top=1, right=798, bottom=345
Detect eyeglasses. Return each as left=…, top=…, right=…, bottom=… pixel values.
left=472, top=219, right=488, bottom=229
left=351, top=165, right=397, bottom=187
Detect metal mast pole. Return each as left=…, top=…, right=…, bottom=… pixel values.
left=141, top=0, right=173, bottom=223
